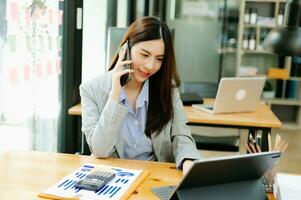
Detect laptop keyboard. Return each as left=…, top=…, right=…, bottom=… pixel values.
left=202, top=105, right=214, bottom=110
left=151, top=185, right=177, bottom=200
left=206, top=106, right=214, bottom=110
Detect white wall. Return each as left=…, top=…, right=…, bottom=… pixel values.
left=82, top=0, right=107, bottom=82
left=117, top=0, right=128, bottom=27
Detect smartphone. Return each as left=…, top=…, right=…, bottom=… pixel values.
left=120, top=41, right=131, bottom=86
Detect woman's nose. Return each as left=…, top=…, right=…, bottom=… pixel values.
left=144, top=58, right=155, bottom=71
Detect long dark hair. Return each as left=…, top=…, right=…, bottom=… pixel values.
left=109, top=16, right=180, bottom=137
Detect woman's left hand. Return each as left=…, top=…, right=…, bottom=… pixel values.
left=182, top=160, right=194, bottom=175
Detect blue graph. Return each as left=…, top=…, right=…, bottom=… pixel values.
left=117, top=172, right=134, bottom=177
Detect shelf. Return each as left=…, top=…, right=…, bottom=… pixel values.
left=263, top=98, right=301, bottom=106
left=218, top=48, right=237, bottom=54
left=244, top=24, right=276, bottom=29
left=238, top=74, right=301, bottom=81
left=245, top=0, right=278, bottom=2
left=242, top=50, right=275, bottom=55
left=234, top=0, right=301, bottom=130
left=266, top=76, right=301, bottom=81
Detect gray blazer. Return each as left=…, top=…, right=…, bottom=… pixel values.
left=79, top=72, right=202, bottom=168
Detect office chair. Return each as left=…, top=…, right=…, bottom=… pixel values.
left=106, top=27, right=128, bottom=67
left=181, top=82, right=240, bottom=152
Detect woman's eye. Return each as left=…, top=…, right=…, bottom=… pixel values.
left=141, top=54, right=148, bottom=57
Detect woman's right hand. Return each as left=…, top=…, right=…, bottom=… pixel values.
left=109, top=43, right=134, bottom=101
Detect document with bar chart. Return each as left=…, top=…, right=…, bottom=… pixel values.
left=38, top=163, right=148, bottom=200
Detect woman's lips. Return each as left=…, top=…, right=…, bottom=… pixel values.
left=137, top=69, right=151, bottom=78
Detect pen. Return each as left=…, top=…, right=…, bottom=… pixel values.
left=246, top=134, right=261, bottom=153
left=256, top=132, right=262, bottom=148
left=247, top=134, right=255, bottom=153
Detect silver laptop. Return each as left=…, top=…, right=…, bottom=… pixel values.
left=192, top=77, right=265, bottom=114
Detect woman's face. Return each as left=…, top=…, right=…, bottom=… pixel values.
left=130, top=39, right=165, bottom=83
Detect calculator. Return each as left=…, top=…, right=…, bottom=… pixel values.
left=75, top=170, right=116, bottom=191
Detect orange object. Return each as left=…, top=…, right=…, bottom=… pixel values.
left=267, top=68, right=289, bottom=79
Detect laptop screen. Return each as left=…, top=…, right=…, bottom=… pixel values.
left=211, top=77, right=265, bottom=114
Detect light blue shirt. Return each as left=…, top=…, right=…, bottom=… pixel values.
left=119, top=80, right=156, bottom=161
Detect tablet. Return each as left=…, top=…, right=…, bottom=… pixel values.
left=170, top=151, right=281, bottom=200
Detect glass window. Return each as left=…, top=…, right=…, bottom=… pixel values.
left=0, top=0, right=64, bottom=152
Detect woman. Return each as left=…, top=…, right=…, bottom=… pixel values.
left=80, top=16, right=201, bottom=173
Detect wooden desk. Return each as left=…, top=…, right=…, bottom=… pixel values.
left=184, top=100, right=281, bottom=150
left=185, top=100, right=281, bottom=128
left=68, top=101, right=281, bottom=128
left=0, top=150, right=275, bottom=200
left=69, top=101, right=281, bottom=150
left=0, top=150, right=181, bottom=200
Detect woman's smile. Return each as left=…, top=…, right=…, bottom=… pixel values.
left=136, top=68, right=151, bottom=78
